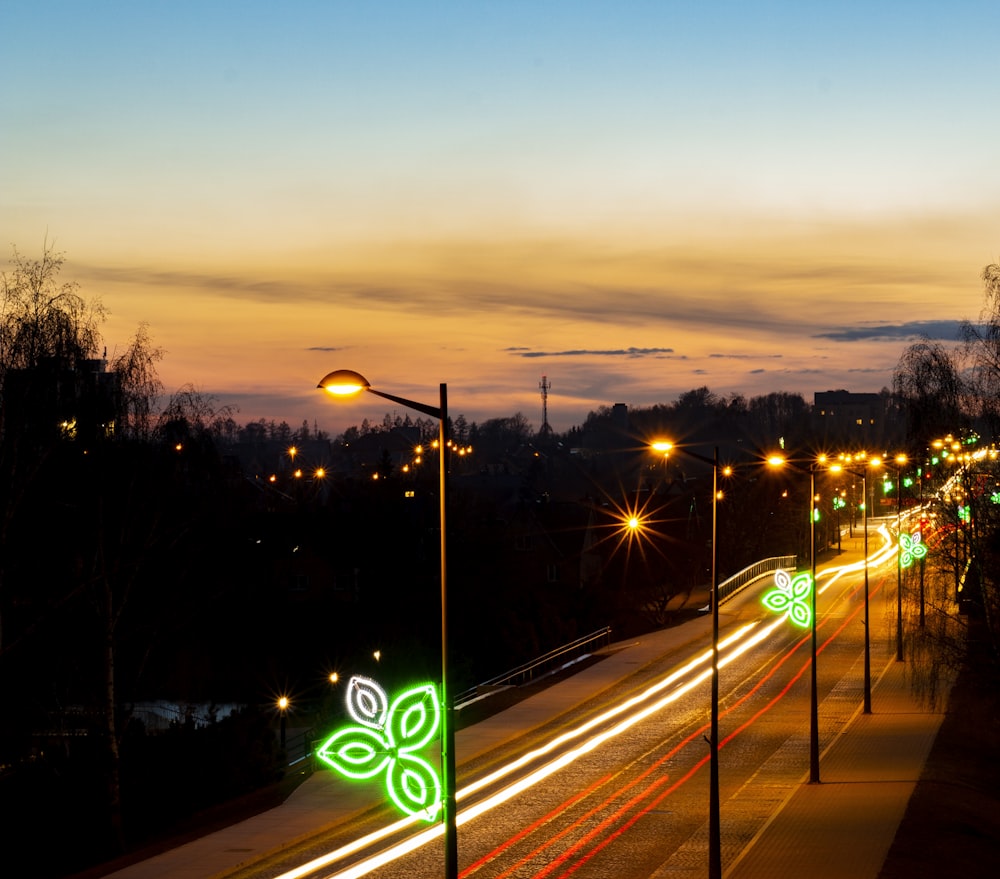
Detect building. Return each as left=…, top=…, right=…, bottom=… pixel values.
left=812, top=389, right=899, bottom=448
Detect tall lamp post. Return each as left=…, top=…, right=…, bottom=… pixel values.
left=652, top=440, right=724, bottom=879
left=318, top=369, right=458, bottom=879
left=808, top=463, right=819, bottom=783
left=767, top=454, right=821, bottom=784
left=278, top=696, right=289, bottom=750
left=881, top=454, right=908, bottom=663
left=832, top=456, right=872, bottom=714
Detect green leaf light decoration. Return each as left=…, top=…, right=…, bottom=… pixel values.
left=316, top=675, right=442, bottom=821
left=899, top=531, right=928, bottom=568
left=762, top=569, right=813, bottom=629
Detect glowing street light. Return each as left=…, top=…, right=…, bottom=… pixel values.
left=277, top=695, right=290, bottom=749
left=872, top=454, right=908, bottom=662
left=317, top=369, right=458, bottom=879
left=830, top=454, right=874, bottom=713
left=767, top=453, right=821, bottom=783
left=650, top=439, right=723, bottom=879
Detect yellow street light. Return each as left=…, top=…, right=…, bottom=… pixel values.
left=649, top=438, right=723, bottom=878
left=871, top=453, right=908, bottom=661
left=277, top=696, right=290, bottom=749
left=765, top=451, right=821, bottom=783
left=829, top=454, right=875, bottom=713
left=317, top=369, right=458, bottom=879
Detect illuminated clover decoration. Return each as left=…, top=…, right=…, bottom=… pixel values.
left=899, top=531, right=928, bottom=568
left=316, top=675, right=442, bottom=821
left=762, top=569, right=813, bottom=629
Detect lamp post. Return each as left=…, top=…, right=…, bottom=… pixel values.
left=879, top=454, right=908, bottom=663
left=767, top=454, right=821, bottom=783
left=278, top=696, right=289, bottom=750
left=708, top=447, right=721, bottom=879
left=318, top=369, right=458, bottom=879
left=832, top=456, right=872, bottom=714
left=651, top=440, right=723, bottom=878
left=808, top=464, right=819, bottom=783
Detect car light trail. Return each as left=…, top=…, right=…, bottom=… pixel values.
left=536, top=579, right=879, bottom=879
left=273, top=621, right=770, bottom=879
left=279, top=545, right=894, bottom=879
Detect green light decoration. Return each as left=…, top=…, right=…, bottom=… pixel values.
left=315, top=675, right=442, bottom=821
left=991, top=492, right=1000, bottom=505
left=899, top=532, right=928, bottom=568
left=958, top=505, right=970, bottom=523
left=762, top=569, right=813, bottom=629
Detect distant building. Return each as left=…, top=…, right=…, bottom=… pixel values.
left=812, top=389, right=899, bottom=448
left=3, top=356, right=121, bottom=444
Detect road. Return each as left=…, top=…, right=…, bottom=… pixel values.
left=226, top=526, right=903, bottom=879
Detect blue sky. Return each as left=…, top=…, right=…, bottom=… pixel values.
left=2, top=1, right=999, bottom=433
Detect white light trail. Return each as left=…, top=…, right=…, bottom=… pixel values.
left=276, top=619, right=779, bottom=879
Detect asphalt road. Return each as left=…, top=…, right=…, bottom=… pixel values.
left=230, top=536, right=902, bottom=879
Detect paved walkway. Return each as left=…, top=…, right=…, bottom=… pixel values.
left=725, top=657, right=948, bottom=879
left=98, top=550, right=951, bottom=879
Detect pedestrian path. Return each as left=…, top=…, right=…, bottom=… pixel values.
left=724, top=657, right=949, bottom=879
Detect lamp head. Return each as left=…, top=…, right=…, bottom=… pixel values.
left=318, top=369, right=371, bottom=396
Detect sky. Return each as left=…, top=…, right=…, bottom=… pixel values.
left=2, top=1, right=999, bottom=436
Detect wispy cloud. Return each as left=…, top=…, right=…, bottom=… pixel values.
left=708, top=352, right=783, bottom=360
left=507, top=346, right=676, bottom=358
left=815, top=320, right=965, bottom=341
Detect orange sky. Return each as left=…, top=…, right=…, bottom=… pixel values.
left=4, top=2, right=999, bottom=435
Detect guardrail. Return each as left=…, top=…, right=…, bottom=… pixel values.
left=717, top=555, right=798, bottom=605
left=286, top=558, right=799, bottom=762
left=454, top=626, right=612, bottom=709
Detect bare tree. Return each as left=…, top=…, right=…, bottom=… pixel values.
left=0, top=244, right=104, bottom=377
left=0, top=244, right=168, bottom=856
left=962, top=259, right=1000, bottom=435
left=892, top=339, right=970, bottom=452
left=110, top=322, right=163, bottom=440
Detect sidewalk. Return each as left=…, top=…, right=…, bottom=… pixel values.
left=725, top=657, right=949, bottom=879
left=99, top=566, right=950, bottom=879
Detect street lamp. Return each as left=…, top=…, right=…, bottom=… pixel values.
left=767, top=453, right=821, bottom=784
left=277, top=696, right=289, bottom=750
left=874, top=453, right=908, bottom=663
left=831, top=455, right=872, bottom=714
left=651, top=440, right=723, bottom=879
left=317, top=369, right=458, bottom=879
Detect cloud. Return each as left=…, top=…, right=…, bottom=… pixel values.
left=509, top=346, right=676, bottom=358
left=709, top=352, right=783, bottom=360
left=815, top=320, right=965, bottom=341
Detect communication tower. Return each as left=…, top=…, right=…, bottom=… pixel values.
left=539, top=375, right=552, bottom=435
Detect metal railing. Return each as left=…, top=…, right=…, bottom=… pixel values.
left=717, top=555, right=798, bottom=605
left=455, top=626, right=612, bottom=709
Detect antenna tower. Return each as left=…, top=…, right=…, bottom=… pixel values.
left=539, top=375, right=552, bottom=435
